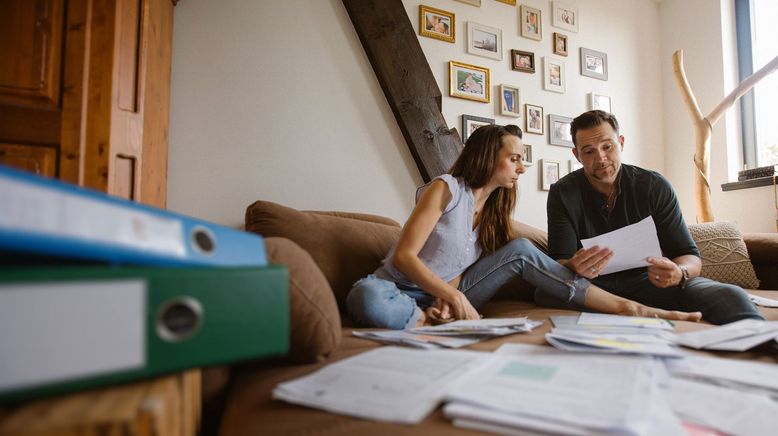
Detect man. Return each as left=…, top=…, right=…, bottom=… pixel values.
left=544, top=110, right=762, bottom=325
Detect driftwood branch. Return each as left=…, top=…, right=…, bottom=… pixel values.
left=672, top=49, right=778, bottom=223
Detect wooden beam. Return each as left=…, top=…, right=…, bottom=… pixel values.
left=342, top=0, right=461, bottom=182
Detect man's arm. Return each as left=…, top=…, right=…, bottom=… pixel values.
left=647, top=254, right=702, bottom=288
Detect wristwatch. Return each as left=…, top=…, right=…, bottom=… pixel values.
left=678, top=265, right=689, bottom=290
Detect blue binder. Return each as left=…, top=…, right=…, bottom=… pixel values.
left=0, top=164, right=267, bottom=267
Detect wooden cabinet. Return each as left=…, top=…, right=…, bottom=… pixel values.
left=0, top=0, right=174, bottom=208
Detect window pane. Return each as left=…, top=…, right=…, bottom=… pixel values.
left=752, top=0, right=778, bottom=166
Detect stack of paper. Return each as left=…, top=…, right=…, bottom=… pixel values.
left=749, top=294, right=778, bottom=308
left=444, top=346, right=684, bottom=435
left=272, top=346, right=490, bottom=424
left=545, top=313, right=683, bottom=357
left=674, top=319, right=778, bottom=351
left=353, top=317, right=543, bottom=349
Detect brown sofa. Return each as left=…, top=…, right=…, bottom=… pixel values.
left=205, top=201, right=778, bottom=435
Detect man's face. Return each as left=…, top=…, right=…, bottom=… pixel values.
left=572, top=122, right=624, bottom=189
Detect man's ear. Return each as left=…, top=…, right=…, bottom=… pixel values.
left=572, top=146, right=580, bottom=161
left=619, top=135, right=625, bottom=150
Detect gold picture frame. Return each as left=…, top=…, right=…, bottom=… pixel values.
left=419, top=5, right=455, bottom=43
left=449, top=61, right=490, bottom=103
left=553, top=32, right=568, bottom=56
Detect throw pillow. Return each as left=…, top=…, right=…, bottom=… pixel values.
left=687, top=221, right=760, bottom=289
left=265, top=237, right=341, bottom=362
left=245, top=201, right=401, bottom=307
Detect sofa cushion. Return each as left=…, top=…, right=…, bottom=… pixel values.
left=688, top=221, right=760, bottom=289
left=246, top=201, right=401, bottom=307
left=265, top=237, right=341, bottom=362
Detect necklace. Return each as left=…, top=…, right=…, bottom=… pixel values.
left=604, top=187, right=617, bottom=212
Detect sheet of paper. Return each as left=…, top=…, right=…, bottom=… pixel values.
left=273, top=346, right=491, bottom=424
left=665, top=354, right=778, bottom=393
left=545, top=332, right=685, bottom=357
left=749, top=294, right=778, bottom=308
left=674, top=319, right=778, bottom=349
left=580, top=215, right=662, bottom=275
left=351, top=330, right=480, bottom=349
left=578, top=313, right=675, bottom=330
left=665, top=377, right=778, bottom=436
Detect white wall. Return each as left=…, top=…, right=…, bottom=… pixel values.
left=659, top=0, right=775, bottom=232
left=171, top=0, right=769, bottom=233
left=167, top=0, right=421, bottom=228
left=404, top=0, right=664, bottom=229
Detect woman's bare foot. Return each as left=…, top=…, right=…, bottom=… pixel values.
left=622, top=302, right=702, bottom=322
left=415, top=309, right=427, bottom=327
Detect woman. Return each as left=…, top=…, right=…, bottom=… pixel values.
left=346, top=125, right=701, bottom=329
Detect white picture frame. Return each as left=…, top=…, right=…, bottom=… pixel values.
left=589, top=92, right=613, bottom=113
left=541, top=159, right=561, bottom=191
left=520, top=5, right=542, bottom=41
left=548, top=114, right=574, bottom=148
left=499, top=84, right=521, bottom=117
left=525, top=104, right=544, bottom=135
left=551, top=1, right=579, bottom=33
left=467, top=22, right=502, bottom=61
left=580, top=47, right=608, bottom=81
left=543, top=57, right=565, bottom=93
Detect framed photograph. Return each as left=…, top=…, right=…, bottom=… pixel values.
left=569, top=159, right=583, bottom=172
left=543, top=57, right=565, bottom=93
left=541, top=159, right=561, bottom=191
left=467, top=22, right=502, bottom=61
left=499, top=84, right=520, bottom=117
left=455, top=0, right=481, bottom=5
left=580, top=48, right=608, bottom=80
left=495, top=0, right=516, bottom=5
left=419, top=5, right=455, bottom=43
left=510, top=49, right=535, bottom=73
left=553, top=32, right=568, bottom=56
left=520, top=5, right=542, bottom=41
left=449, top=61, right=490, bottom=103
left=462, top=114, right=495, bottom=142
left=589, top=92, right=612, bottom=113
left=524, top=104, right=544, bottom=135
left=548, top=114, right=574, bottom=148
left=551, top=1, right=579, bottom=33
left=523, top=144, right=534, bottom=167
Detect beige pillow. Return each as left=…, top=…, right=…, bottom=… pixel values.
left=687, top=221, right=760, bottom=289
left=264, top=237, right=341, bottom=362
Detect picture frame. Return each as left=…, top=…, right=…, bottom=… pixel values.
left=499, top=84, right=520, bottom=117
left=455, top=0, right=481, bottom=6
left=419, top=5, right=455, bottom=43
left=461, top=114, right=495, bottom=142
left=580, top=48, right=608, bottom=80
left=541, top=159, right=561, bottom=191
left=569, top=159, right=583, bottom=173
left=510, top=49, right=535, bottom=73
left=495, top=0, right=516, bottom=5
left=589, top=92, right=612, bottom=113
left=551, top=1, right=579, bottom=33
left=467, top=22, right=502, bottom=61
left=553, top=32, right=568, bottom=56
left=524, top=104, right=544, bottom=135
left=523, top=144, right=534, bottom=167
left=548, top=114, right=574, bottom=148
left=543, top=57, right=565, bottom=93
left=520, top=5, right=542, bottom=41
left=449, top=61, right=490, bottom=103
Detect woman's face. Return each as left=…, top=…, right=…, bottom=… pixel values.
left=491, top=135, right=526, bottom=188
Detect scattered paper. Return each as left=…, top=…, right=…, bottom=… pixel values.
left=674, top=319, right=778, bottom=351
left=580, top=216, right=662, bottom=275
left=578, top=312, right=675, bottom=330
left=352, top=330, right=480, bottom=349
left=749, top=294, right=778, bottom=308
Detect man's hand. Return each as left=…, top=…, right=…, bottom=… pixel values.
left=566, top=246, right=614, bottom=279
left=647, top=257, right=682, bottom=288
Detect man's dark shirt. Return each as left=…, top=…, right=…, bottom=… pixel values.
left=547, top=164, right=699, bottom=268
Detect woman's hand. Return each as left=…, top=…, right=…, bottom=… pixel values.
left=619, top=301, right=702, bottom=322
left=442, top=293, right=480, bottom=320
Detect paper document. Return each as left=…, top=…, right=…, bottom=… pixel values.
left=581, top=216, right=662, bottom=275
left=351, top=330, right=480, bottom=349
left=749, top=294, right=778, bottom=308
left=578, top=313, right=675, bottom=330
left=674, top=319, right=778, bottom=351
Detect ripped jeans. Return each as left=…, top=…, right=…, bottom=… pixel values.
left=346, top=238, right=590, bottom=329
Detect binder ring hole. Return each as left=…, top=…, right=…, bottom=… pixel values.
left=191, top=226, right=216, bottom=255
left=156, top=297, right=203, bottom=342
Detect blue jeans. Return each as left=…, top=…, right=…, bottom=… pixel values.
left=535, top=270, right=764, bottom=325
left=346, top=238, right=591, bottom=329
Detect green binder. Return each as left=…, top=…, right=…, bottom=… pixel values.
left=0, top=265, right=289, bottom=404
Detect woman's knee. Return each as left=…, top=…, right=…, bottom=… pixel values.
left=346, top=278, right=414, bottom=329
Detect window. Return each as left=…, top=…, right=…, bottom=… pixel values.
left=736, top=0, right=778, bottom=168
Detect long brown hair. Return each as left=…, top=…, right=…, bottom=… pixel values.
left=449, top=124, right=522, bottom=255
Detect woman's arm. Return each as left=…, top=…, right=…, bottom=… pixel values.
left=393, top=180, right=480, bottom=320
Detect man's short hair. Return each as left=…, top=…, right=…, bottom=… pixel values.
left=570, top=110, right=620, bottom=147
